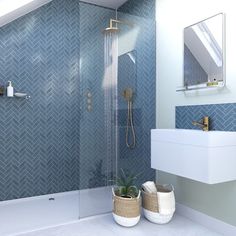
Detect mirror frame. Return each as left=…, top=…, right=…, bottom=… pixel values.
left=177, top=13, right=226, bottom=92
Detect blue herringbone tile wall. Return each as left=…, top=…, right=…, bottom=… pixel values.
left=0, top=0, right=80, bottom=201
left=176, top=103, right=236, bottom=131
left=117, top=6, right=156, bottom=185
left=79, top=3, right=116, bottom=189
left=118, top=0, right=156, bottom=19
left=0, top=0, right=156, bottom=200
left=184, top=45, right=208, bottom=86
left=79, top=0, right=156, bottom=188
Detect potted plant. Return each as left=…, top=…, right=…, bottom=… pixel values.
left=112, top=169, right=141, bottom=227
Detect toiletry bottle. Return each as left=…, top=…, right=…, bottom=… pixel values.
left=7, top=81, right=14, bottom=97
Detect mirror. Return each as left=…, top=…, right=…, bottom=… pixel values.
left=177, top=13, right=225, bottom=91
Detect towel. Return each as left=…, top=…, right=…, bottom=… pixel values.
left=142, top=181, right=157, bottom=194
left=157, top=191, right=175, bottom=215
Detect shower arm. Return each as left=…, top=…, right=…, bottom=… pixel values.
left=109, top=19, right=133, bottom=29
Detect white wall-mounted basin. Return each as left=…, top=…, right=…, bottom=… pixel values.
left=151, top=129, right=236, bottom=184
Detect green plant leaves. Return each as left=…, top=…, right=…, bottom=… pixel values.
left=113, top=169, right=140, bottom=198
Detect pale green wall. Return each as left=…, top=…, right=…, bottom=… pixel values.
left=156, top=0, right=236, bottom=226
left=158, top=172, right=236, bottom=226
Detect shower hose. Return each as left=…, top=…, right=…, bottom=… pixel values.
left=125, top=100, right=136, bottom=149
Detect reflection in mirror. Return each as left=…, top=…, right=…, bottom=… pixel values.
left=179, top=13, right=224, bottom=91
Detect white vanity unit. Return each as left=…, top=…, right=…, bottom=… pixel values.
left=151, top=129, right=236, bottom=184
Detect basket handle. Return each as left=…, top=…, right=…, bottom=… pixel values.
left=157, top=183, right=175, bottom=192
left=112, top=187, right=115, bottom=196
left=137, top=190, right=141, bottom=198
left=163, top=184, right=174, bottom=192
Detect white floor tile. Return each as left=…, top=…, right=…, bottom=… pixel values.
left=16, top=214, right=222, bottom=236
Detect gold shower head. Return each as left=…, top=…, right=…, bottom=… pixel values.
left=103, top=27, right=120, bottom=33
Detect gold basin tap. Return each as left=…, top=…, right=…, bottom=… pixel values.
left=192, top=116, right=209, bottom=131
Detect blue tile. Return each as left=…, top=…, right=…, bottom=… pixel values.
left=116, top=9, right=156, bottom=185
left=0, top=0, right=80, bottom=201
left=176, top=103, right=236, bottom=131
left=184, top=45, right=208, bottom=86
left=78, top=2, right=116, bottom=189
left=118, top=0, right=156, bottom=19
left=0, top=0, right=156, bottom=200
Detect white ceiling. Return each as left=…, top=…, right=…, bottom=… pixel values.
left=81, top=0, right=128, bottom=9
left=0, top=0, right=52, bottom=28
left=0, top=0, right=128, bottom=28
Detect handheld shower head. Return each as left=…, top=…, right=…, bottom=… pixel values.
left=123, top=87, right=136, bottom=149
left=123, top=88, right=133, bottom=102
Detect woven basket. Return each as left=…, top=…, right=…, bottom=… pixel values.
left=112, top=188, right=141, bottom=227
left=113, top=188, right=141, bottom=218
left=142, top=184, right=175, bottom=224
left=142, top=190, right=159, bottom=212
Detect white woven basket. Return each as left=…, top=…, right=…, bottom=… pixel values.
left=143, top=209, right=174, bottom=224
left=142, top=184, right=175, bottom=224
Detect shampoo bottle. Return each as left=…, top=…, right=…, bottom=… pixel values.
left=7, top=81, right=14, bottom=97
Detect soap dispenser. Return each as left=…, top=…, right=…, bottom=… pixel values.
left=7, top=81, right=14, bottom=97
